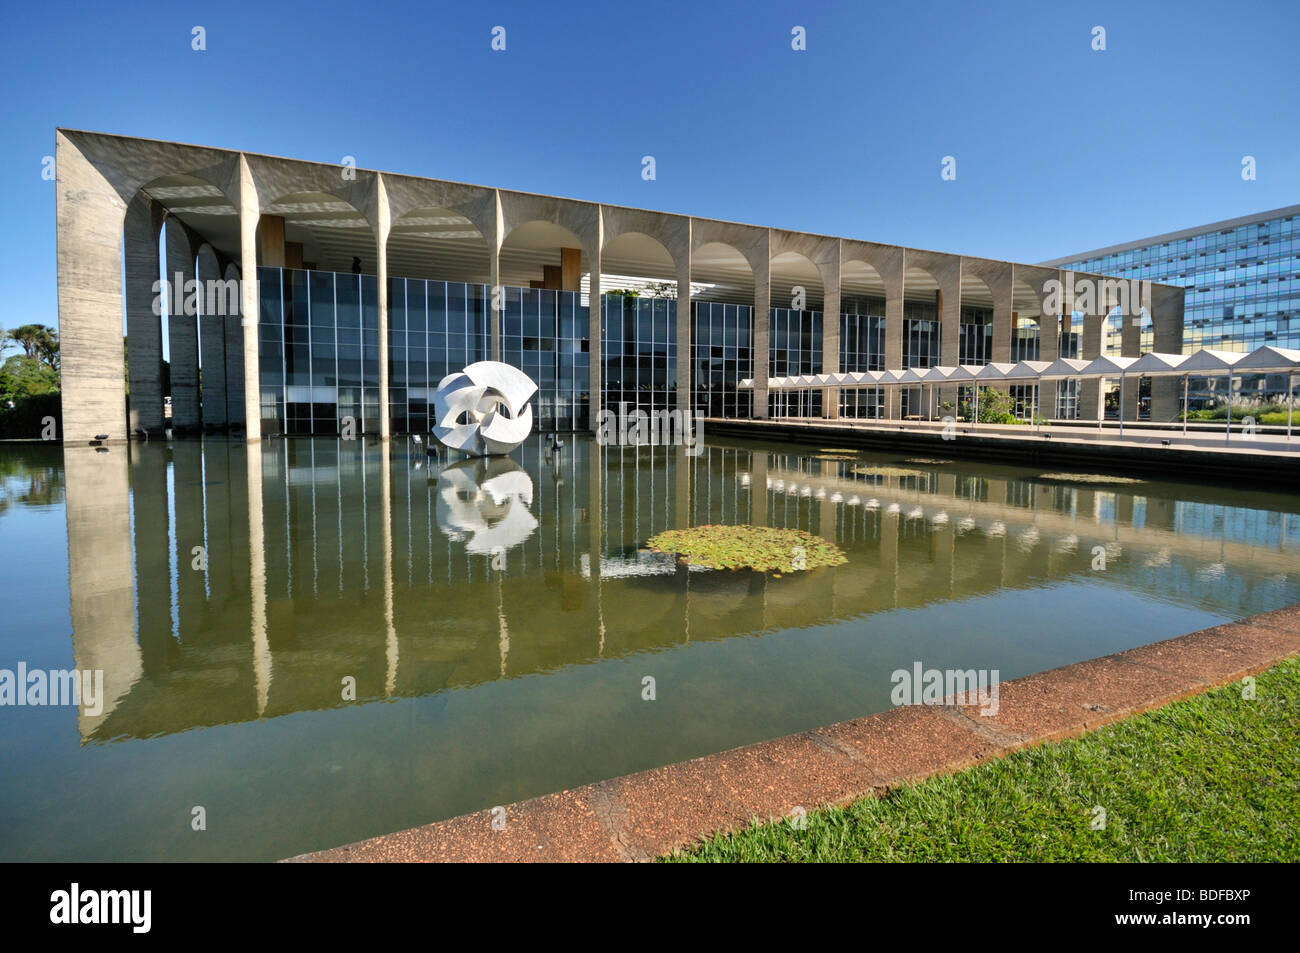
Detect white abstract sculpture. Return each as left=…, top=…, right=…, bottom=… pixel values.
left=436, top=458, right=538, bottom=554
left=432, top=361, right=536, bottom=456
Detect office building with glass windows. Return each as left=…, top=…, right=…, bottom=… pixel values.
left=1044, top=205, right=1300, bottom=354
left=54, top=129, right=1187, bottom=444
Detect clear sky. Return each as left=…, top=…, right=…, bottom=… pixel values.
left=2, top=0, right=1296, bottom=329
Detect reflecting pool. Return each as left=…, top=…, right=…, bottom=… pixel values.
left=1, top=436, right=1297, bottom=860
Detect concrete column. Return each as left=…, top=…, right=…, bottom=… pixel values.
left=197, top=248, right=228, bottom=428
left=1079, top=313, right=1106, bottom=421
left=55, top=130, right=129, bottom=444
left=676, top=231, right=692, bottom=414
left=588, top=214, right=604, bottom=432
left=66, top=447, right=141, bottom=738
left=752, top=231, right=771, bottom=419
left=884, top=275, right=904, bottom=373
left=130, top=443, right=172, bottom=677
left=124, top=192, right=166, bottom=436
left=1150, top=283, right=1186, bottom=422
left=820, top=246, right=841, bottom=419
left=238, top=154, right=263, bottom=443
left=166, top=220, right=201, bottom=434
left=490, top=191, right=503, bottom=362
left=376, top=176, right=392, bottom=440
left=224, top=263, right=246, bottom=426
left=1121, top=298, right=1142, bottom=422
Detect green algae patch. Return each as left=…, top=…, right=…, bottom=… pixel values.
left=1037, top=472, right=1146, bottom=485
left=851, top=464, right=928, bottom=479
left=645, top=525, right=847, bottom=573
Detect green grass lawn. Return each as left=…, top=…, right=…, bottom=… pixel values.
left=664, top=656, right=1300, bottom=862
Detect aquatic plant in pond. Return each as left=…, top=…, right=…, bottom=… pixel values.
left=645, top=524, right=848, bottom=573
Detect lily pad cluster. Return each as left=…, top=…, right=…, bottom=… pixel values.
left=645, top=524, right=848, bottom=573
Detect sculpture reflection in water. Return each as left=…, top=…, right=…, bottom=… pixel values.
left=435, top=457, right=538, bottom=554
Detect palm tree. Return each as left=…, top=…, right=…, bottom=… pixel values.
left=7, top=325, right=59, bottom=370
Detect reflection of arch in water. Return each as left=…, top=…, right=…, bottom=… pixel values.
left=436, top=457, right=538, bottom=554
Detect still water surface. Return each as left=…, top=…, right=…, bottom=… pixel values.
left=0, top=435, right=1296, bottom=860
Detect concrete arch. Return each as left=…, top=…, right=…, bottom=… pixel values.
left=769, top=248, right=825, bottom=311
left=386, top=203, right=491, bottom=283
left=499, top=191, right=600, bottom=264
left=242, top=153, right=381, bottom=237
left=163, top=216, right=203, bottom=434
left=902, top=251, right=960, bottom=369
left=383, top=176, right=496, bottom=248
left=58, top=129, right=242, bottom=212
left=601, top=207, right=688, bottom=268
left=195, top=243, right=229, bottom=429
left=690, top=240, right=759, bottom=303
left=499, top=219, right=591, bottom=291
left=222, top=261, right=246, bottom=427
left=258, top=189, right=378, bottom=274
left=124, top=190, right=167, bottom=435
left=600, top=230, right=677, bottom=284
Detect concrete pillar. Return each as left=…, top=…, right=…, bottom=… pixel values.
left=66, top=447, right=141, bottom=738
left=55, top=130, right=129, bottom=444
left=1151, top=283, right=1186, bottom=422
left=752, top=231, right=771, bottom=419
left=197, top=248, right=228, bottom=428
left=1079, top=313, right=1106, bottom=421
left=676, top=231, right=692, bottom=414
left=130, top=443, right=173, bottom=677
left=820, top=247, right=841, bottom=419
left=124, top=192, right=166, bottom=436
left=238, top=154, right=263, bottom=443
left=884, top=276, right=904, bottom=373
left=376, top=175, right=392, bottom=440
left=1121, top=301, right=1142, bottom=422
left=588, top=215, right=604, bottom=432
left=166, top=220, right=201, bottom=433
left=490, top=191, right=503, bottom=363
left=224, top=263, right=247, bottom=426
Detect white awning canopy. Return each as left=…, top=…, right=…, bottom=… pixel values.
left=744, top=346, right=1292, bottom=392
left=1127, top=352, right=1189, bottom=376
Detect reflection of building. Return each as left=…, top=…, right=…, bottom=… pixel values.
left=62, top=436, right=1295, bottom=743
left=55, top=130, right=1183, bottom=444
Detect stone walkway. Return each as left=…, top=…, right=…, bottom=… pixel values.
left=287, top=604, right=1300, bottom=862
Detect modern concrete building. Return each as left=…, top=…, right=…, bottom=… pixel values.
left=55, top=129, right=1186, bottom=444
left=1043, top=204, right=1300, bottom=355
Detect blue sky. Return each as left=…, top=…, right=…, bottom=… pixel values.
left=2, top=0, right=1296, bottom=329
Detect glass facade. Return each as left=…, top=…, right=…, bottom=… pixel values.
left=258, top=267, right=593, bottom=435
left=691, top=302, right=753, bottom=419
left=839, top=304, right=885, bottom=418
left=768, top=308, right=822, bottom=417
left=1054, top=209, right=1300, bottom=352
left=258, top=266, right=384, bottom=437
left=502, top=286, right=590, bottom=430
left=959, top=305, right=994, bottom=365
left=902, top=300, right=940, bottom=368
left=601, top=294, right=674, bottom=417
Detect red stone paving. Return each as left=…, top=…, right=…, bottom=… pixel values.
left=286, top=606, right=1300, bottom=863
